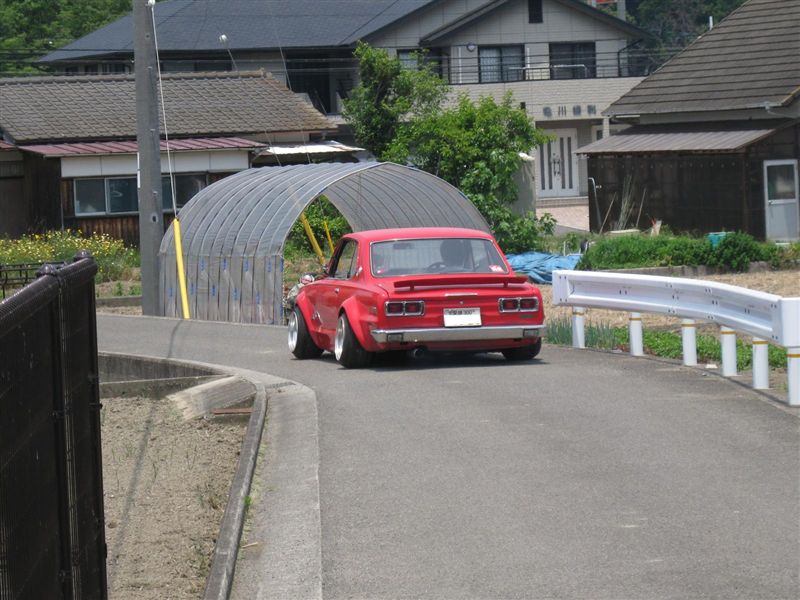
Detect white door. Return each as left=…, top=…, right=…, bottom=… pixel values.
left=538, top=129, right=579, bottom=198
left=764, top=159, right=800, bottom=241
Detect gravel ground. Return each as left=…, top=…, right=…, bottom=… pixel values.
left=101, top=396, right=246, bottom=599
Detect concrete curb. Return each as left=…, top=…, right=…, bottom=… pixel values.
left=98, top=351, right=318, bottom=600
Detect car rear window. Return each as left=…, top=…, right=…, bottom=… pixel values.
left=370, top=238, right=508, bottom=277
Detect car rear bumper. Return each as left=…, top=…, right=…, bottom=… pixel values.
left=369, top=324, right=545, bottom=344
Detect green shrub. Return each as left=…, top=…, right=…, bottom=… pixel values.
left=577, top=234, right=711, bottom=270
left=285, top=196, right=351, bottom=259
left=706, top=232, right=763, bottom=272
left=578, top=231, right=787, bottom=272
left=0, top=230, right=138, bottom=282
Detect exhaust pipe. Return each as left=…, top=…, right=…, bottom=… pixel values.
left=411, top=347, right=427, bottom=359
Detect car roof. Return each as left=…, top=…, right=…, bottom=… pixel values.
left=347, top=227, right=495, bottom=243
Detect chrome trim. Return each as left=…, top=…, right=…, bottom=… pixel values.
left=384, top=300, right=426, bottom=316
left=498, top=296, right=539, bottom=312
left=520, top=297, right=539, bottom=312
left=370, top=324, right=545, bottom=343
left=498, top=297, right=519, bottom=312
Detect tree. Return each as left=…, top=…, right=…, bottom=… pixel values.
left=631, top=0, right=747, bottom=49
left=344, top=43, right=553, bottom=253
left=342, top=42, right=447, bottom=160
left=0, top=0, right=131, bottom=75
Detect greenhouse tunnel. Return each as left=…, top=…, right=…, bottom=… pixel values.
left=158, top=162, right=490, bottom=324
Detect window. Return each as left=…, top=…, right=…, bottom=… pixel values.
left=528, top=0, right=543, bottom=23
left=101, top=63, right=129, bottom=74
left=161, top=174, right=207, bottom=210
left=479, top=46, right=524, bottom=83
left=370, top=238, right=507, bottom=277
left=397, top=49, right=444, bottom=77
left=549, top=42, right=596, bottom=79
left=74, top=179, right=106, bottom=215
left=108, top=178, right=138, bottom=213
left=331, top=240, right=358, bottom=279
left=397, top=50, right=418, bottom=70
left=74, top=173, right=208, bottom=216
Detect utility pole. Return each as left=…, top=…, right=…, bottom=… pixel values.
left=134, top=0, right=163, bottom=315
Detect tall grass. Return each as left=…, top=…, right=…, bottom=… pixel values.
left=546, top=317, right=787, bottom=369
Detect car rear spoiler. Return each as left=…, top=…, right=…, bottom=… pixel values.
left=393, top=274, right=529, bottom=290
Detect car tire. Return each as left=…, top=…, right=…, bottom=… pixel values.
left=288, top=306, right=323, bottom=359
left=502, top=338, right=542, bottom=361
left=334, top=312, right=372, bottom=368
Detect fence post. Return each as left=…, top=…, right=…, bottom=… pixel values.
left=751, top=338, right=769, bottom=390
left=629, top=312, right=643, bottom=356
left=720, top=326, right=737, bottom=376
left=788, top=348, right=800, bottom=407
left=681, top=319, right=697, bottom=366
left=571, top=307, right=585, bottom=349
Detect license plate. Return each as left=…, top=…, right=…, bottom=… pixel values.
left=443, top=307, right=481, bottom=327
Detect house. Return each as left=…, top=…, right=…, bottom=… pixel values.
left=579, top=0, right=800, bottom=241
left=0, top=71, right=337, bottom=245
left=40, top=0, right=655, bottom=206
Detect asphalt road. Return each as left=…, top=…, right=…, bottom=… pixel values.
left=98, top=314, right=800, bottom=599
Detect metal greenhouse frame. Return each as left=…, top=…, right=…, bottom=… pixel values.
left=158, top=162, right=489, bottom=324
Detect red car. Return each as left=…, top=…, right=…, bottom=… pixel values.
left=288, top=227, right=545, bottom=368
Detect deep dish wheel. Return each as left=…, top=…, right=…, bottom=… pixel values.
left=334, top=312, right=372, bottom=368
left=288, top=307, right=323, bottom=359
left=502, top=338, right=542, bottom=361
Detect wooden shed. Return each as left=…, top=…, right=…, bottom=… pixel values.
left=580, top=0, right=800, bottom=241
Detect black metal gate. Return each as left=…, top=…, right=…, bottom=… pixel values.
left=0, top=252, right=107, bottom=600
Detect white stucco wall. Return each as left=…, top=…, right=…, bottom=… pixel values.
left=451, top=76, right=644, bottom=123
left=60, top=150, right=251, bottom=178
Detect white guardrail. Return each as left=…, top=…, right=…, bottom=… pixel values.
left=552, top=270, right=800, bottom=406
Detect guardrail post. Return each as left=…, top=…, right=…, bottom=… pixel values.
left=571, top=307, right=585, bottom=349
left=788, top=348, right=800, bottom=407
left=751, top=337, right=769, bottom=390
left=629, top=312, right=643, bottom=356
left=681, top=319, right=697, bottom=366
left=720, top=326, right=737, bottom=377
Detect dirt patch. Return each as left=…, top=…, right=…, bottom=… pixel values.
left=101, top=396, right=246, bottom=599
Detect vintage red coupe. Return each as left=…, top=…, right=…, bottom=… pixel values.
left=288, top=227, right=545, bottom=368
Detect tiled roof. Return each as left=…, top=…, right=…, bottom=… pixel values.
left=41, top=0, right=436, bottom=62
left=0, top=71, right=334, bottom=144
left=20, top=137, right=265, bottom=157
left=607, top=0, right=800, bottom=116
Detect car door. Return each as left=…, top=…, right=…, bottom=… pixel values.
left=315, top=238, right=360, bottom=335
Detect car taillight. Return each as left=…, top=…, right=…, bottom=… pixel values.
left=385, top=300, right=425, bottom=316
left=404, top=301, right=424, bottom=315
left=499, top=297, right=539, bottom=312
left=385, top=301, right=405, bottom=315
left=499, top=298, right=519, bottom=312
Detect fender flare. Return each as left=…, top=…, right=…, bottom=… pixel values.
left=293, top=293, right=316, bottom=330
left=339, top=296, right=378, bottom=351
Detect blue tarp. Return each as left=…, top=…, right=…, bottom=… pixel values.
left=505, top=251, right=582, bottom=284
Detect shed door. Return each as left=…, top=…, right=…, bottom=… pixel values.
left=538, top=129, right=579, bottom=198
left=764, top=160, right=799, bottom=241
